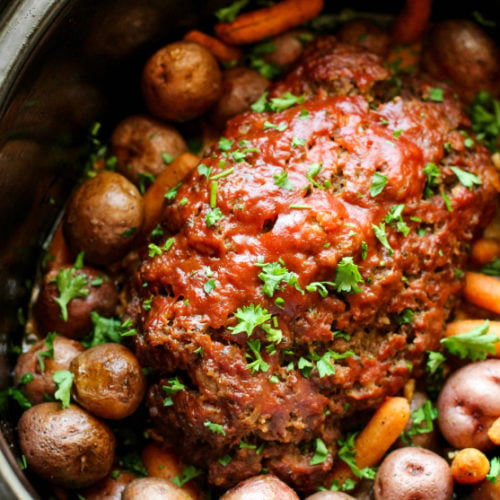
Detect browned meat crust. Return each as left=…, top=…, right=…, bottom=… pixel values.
left=126, top=37, right=500, bottom=492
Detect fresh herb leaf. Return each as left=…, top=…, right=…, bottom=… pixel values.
left=172, top=465, right=204, bottom=486
left=310, top=438, right=329, bottom=465
left=37, top=332, right=57, bottom=372
left=450, top=166, right=481, bottom=189
left=428, top=87, right=444, bottom=102
left=52, top=370, right=74, bottom=408
left=269, top=92, right=305, bottom=112
left=165, top=182, right=182, bottom=200
left=215, top=0, right=249, bottom=22
left=256, top=260, right=302, bottom=297
left=198, top=163, right=212, bottom=179
left=372, top=223, right=393, bottom=255
left=334, top=256, right=364, bottom=294
left=229, top=304, right=272, bottom=337
left=441, top=320, right=497, bottom=361
left=204, top=420, right=226, bottom=435
left=246, top=339, right=270, bottom=373
left=203, top=278, right=217, bottom=295
left=338, top=433, right=376, bottom=479
left=205, top=207, right=224, bottom=227
left=264, top=120, right=288, bottom=131
left=423, top=162, right=441, bottom=197
left=396, top=308, right=414, bottom=325
left=370, top=172, right=388, bottom=197
left=487, top=457, right=500, bottom=483
left=468, top=90, right=500, bottom=153
left=162, top=377, right=185, bottom=407
left=305, top=281, right=336, bottom=298
left=250, top=92, right=269, bottom=113
left=481, top=257, right=500, bottom=276
left=52, top=268, right=89, bottom=321
left=273, top=169, right=294, bottom=190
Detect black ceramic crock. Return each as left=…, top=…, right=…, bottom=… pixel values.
left=0, top=1, right=498, bottom=498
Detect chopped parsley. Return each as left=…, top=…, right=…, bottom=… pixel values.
left=165, top=182, right=182, bottom=201
left=162, top=377, right=185, bottom=407
left=172, top=465, right=204, bottom=487
left=203, top=278, right=217, bottom=295
left=204, top=420, right=226, bottom=435
left=481, top=257, right=500, bottom=276
left=369, top=172, right=388, bottom=197
left=292, top=137, right=306, bottom=147
left=396, top=308, right=415, bottom=325
left=468, top=90, right=500, bottom=153
left=337, top=433, right=376, bottom=479
left=401, top=400, right=438, bottom=444
left=450, top=166, right=481, bottom=189
left=205, top=207, right=224, bottom=227
left=256, top=260, right=302, bottom=297
left=52, top=370, right=74, bottom=408
left=334, top=256, right=364, bottom=294
left=228, top=304, right=282, bottom=342
left=37, top=332, right=56, bottom=372
left=82, top=313, right=135, bottom=347
left=384, top=204, right=410, bottom=236
left=51, top=265, right=90, bottom=321
left=310, top=438, right=329, bottom=465
left=273, top=169, right=294, bottom=190
left=441, top=320, right=497, bottom=361
left=263, top=121, right=288, bottom=131
left=428, top=87, right=444, bottom=102
left=487, top=457, right=500, bottom=484
left=269, top=92, right=305, bottom=112
left=198, top=163, right=212, bottom=179
left=246, top=339, right=270, bottom=373
left=423, top=162, right=441, bottom=197
left=372, top=222, right=393, bottom=255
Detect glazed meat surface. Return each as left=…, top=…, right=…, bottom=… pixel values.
left=128, top=37, right=500, bottom=491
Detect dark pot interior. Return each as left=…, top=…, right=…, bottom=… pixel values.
left=0, top=0, right=498, bottom=498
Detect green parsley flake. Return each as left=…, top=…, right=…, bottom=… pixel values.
left=428, top=87, right=444, bottom=102
left=334, top=256, right=364, bottom=294
left=204, top=420, right=226, bottom=435
left=310, top=438, right=329, bottom=465
left=441, top=320, right=497, bottom=360
left=423, top=162, right=441, bottom=197
left=372, top=222, right=393, bottom=255
left=269, top=92, right=305, bottom=112
left=165, top=182, right=182, bottom=200
left=162, top=377, right=185, bottom=406
left=214, top=0, right=249, bottom=21
left=198, top=163, right=212, bottom=179
left=264, top=121, right=288, bottom=131
left=450, top=166, right=482, bottom=189
left=245, top=339, right=270, bottom=373
left=172, top=465, right=204, bottom=487
left=52, top=370, right=74, bottom=408
left=203, top=278, right=217, bottom=295
left=205, top=207, right=224, bottom=227
left=256, top=260, right=302, bottom=297
left=370, top=172, right=388, bottom=197
left=273, top=169, right=294, bottom=190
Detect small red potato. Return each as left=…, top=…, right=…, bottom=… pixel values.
left=373, top=447, right=453, bottom=500
left=142, top=41, right=222, bottom=122
left=34, top=265, right=118, bottom=338
left=305, top=492, right=356, bottom=499
left=110, top=114, right=187, bottom=185
left=220, top=474, right=300, bottom=499
left=420, top=19, right=500, bottom=102
left=210, top=67, right=270, bottom=127
left=63, top=171, right=144, bottom=266
left=122, top=477, right=195, bottom=500
left=81, top=470, right=138, bottom=499
left=263, top=30, right=311, bottom=68
left=437, top=359, right=500, bottom=450
left=14, top=335, right=84, bottom=404
left=337, top=20, right=390, bottom=57
left=70, top=343, right=146, bottom=420
left=17, top=402, right=115, bottom=489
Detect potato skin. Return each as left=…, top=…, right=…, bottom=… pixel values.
left=81, top=470, right=138, bottom=499
left=14, top=335, right=84, bottom=404
left=18, top=402, right=115, bottom=489
left=264, top=31, right=310, bottom=68
left=34, top=265, right=118, bottom=338
left=210, top=67, right=270, bottom=128
left=373, top=447, right=453, bottom=500
left=122, top=477, right=195, bottom=500
left=437, top=359, right=500, bottom=450
left=142, top=41, right=222, bottom=122
left=63, top=171, right=144, bottom=266
left=420, top=19, right=500, bottom=102
left=110, top=114, right=187, bottom=185
left=70, top=343, right=146, bottom=419
left=220, top=474, right=300, bottom=500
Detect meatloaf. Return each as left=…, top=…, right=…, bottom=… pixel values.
left=127, top=36, right=500, bottom=492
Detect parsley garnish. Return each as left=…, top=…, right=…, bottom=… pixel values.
left=441, top=320, right=497, bottom=360
left=370, top=172, right=388, bottom=197
left=468, top=90, right=500, bottom=153
left=37, top=332, right=56, bottom=372
left=52, top=370, right=74, bottom=408
left=250, top=92, right=268, bottom=113
left=205, top=207, right=224, bottom=227
left=203, top=278, right=217, bottom=295
left=256, top=260, right=302, bottom=297
left=204, top=420, right=226, bottom=435
left=229, top=304, right=282, bottom=342
left=264, top=121, right=288, bottom=131
left=372, top=223, right=393, bottom=255
left=165, top=182, right=182, bottom=200
left=481, top=257, right=500, bottom=276
left=273, top=169, right=294, bottom=190
left=338, top=433, right=376, bottom=479
left=334, top=256, right=364, bottom=294
left=172, top=465, right=204, bottom=487
left=310, top=438, right=329, bottom=465
left=487, top=457, right=500, bottom=483
left=423, top=162, right=441, bottom=197
left=450, top=166, right=481, bottom=189
left=215, top=0, right=249, bottom=22
left=401, top=400, right=438, bottom=444
left=428, top=87, right=444, bottom=102
left=162, top=377, right=185, bottom=407
left=198, top=163, right=212, bottom=179
left=384, top=204, right=410, bottom=236
left=52, top=267, right=90, bottom=321
left=396, top=308, right=414, bottom=325
left=292, top=137, right=306, bottom=147
left=246, top=339, right=270, bottom=373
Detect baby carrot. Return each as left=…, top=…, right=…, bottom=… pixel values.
left=463, top=272, right=500, bottom=315
left=184, top=30, right=243, bottom=64
left=451, top=448, right=490, bottom=485
left=471, top=238, right=500, bottom=266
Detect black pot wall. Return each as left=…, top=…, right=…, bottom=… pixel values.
left=0, top=1, right=498, bottom=498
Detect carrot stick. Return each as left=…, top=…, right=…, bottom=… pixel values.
left=487, top=416, right=500, bottom=445
left=184, top=30, right=243, bottom=64
left=329, top=397, right=410, bottom=486
left=451, top=448, right=490, bottom=485
left=214, top=0, right=324, bottom=46
left=391, top=0, right=432, bottom=45
left=142, top=152, right=199, bottom=236
left=45, top=221, right=72, bottom=271
left=471, top=238, right=500, bottom=266
left=463, top=272, right=500, bottom=315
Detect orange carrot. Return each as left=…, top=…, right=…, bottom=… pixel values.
left=471, top=238, right=500, bottom=266
left=329, top=397, right=410, bottom=486
left=451, top=448, right=490, bottom=485
left=215, top=0, right=324, bottom=46
left=463, top=272, right=500, bottom=315
left=184, top=30, right=243, bottom=64
left=391, top=0, right=432, bottom=45
left=488, top=417, right=500, bottom=445
left=45, top=221, right=72, bottom=271
left=142, top=152, right=199, bottom=236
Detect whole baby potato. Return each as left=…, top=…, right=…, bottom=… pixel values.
left=63, top=171, right=144, bottom=266
left=142, top=40, right=222, bottom=122
left=421, top=19, right=500, bottom=102
left=122, top=477, right=196, bottom=500
left=18, top=402, right=115, bottom=489
left=34, top=265, right=118, bottom=338
left=220, top=474, right=300, bottom=499
left=14, top=335, right=84, bottom=404
left=110, top=114, right=187, bottom=185
left=437, top=359, right=500, bottom=450
left=82, top=470, right=138, bottom=500
left=373, top=447, right=453, bottom=500
left=70, top=343, right=146, bottom=420
left=210, top=67, right=270, bottom=127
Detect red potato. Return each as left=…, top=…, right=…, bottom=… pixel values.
left=142, top=41, right=222, bottom=123
left=220, top=474, right=299, bottom=499
left=34, top=264, right=118, bottom=339
left=110, top=114, right=188, bottom=185
left=437, top=359, right=500, bottom=450
left=373, top=447, right=453, bottom=500
left=70, top=343, right=146, bottom=420
left=263, top=30, right=311, bottom=67
left=64, top=171, right=144, bottom=266
left=420, top=19, right=500, bottom=103
left=81, top=470, right=138, bottom=499
left=17, top=402, right=115, bottom=489
left=14, top=335, right=84, bottom=405
left=122, top=477, right=196, bottom=500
